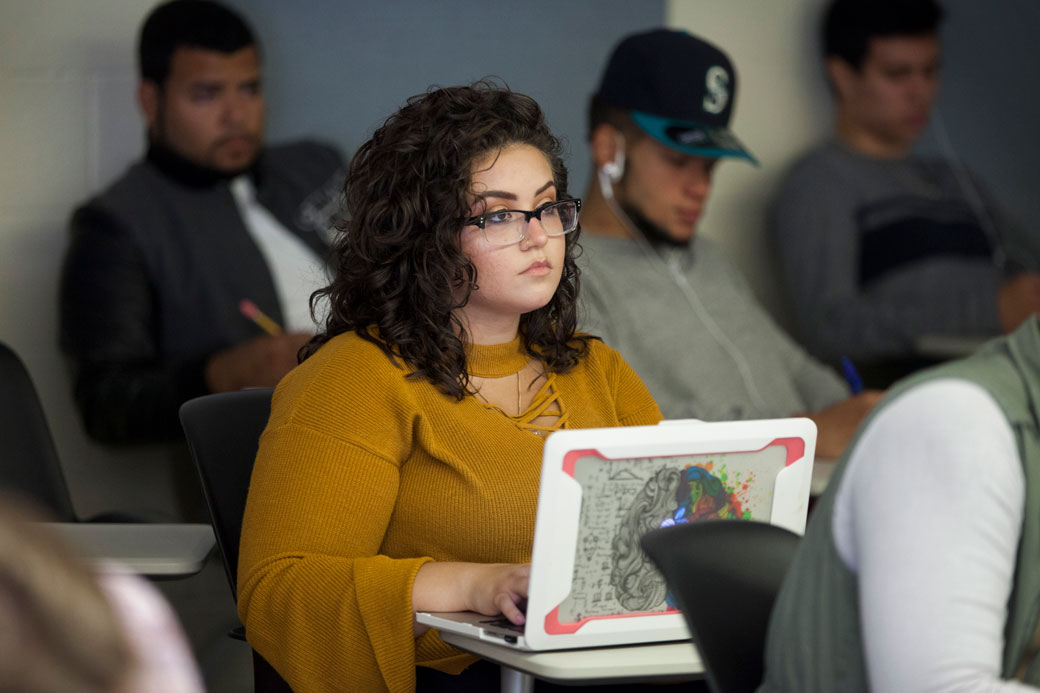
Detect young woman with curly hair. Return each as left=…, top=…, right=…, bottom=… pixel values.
left=237, top=82, right=662, bottom=692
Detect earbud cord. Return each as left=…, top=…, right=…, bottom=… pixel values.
left=930, top=109, right=1025, bottom=272
left=598, top=168, right=771, bottom=413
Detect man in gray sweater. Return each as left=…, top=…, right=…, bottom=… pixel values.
left=579, top=29, right=880, bottom=459
left=772, top=0, right=1040, bottom=386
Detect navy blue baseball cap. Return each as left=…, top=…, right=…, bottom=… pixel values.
left=595, top=29, right=757, bottom=164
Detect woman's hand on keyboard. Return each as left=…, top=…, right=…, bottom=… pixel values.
left=463, top=563, right=531, bottom=626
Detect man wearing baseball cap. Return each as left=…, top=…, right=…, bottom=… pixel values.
left=578, top=28, right=880, bottom=459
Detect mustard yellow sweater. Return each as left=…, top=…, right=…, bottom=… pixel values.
left=237, top=332, right=662, bottom=692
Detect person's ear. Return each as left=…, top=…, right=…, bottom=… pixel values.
left=826, top=56, right=857, bottom=101
left=138, top=80, right=160, bottom=131
left=591, top=124, right=625, bottom=182
left=591, top=124, right=620, bottom=170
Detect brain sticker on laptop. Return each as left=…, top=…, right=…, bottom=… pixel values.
left=559, top=446, right=783, bottom=623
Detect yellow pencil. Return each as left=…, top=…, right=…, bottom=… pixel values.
left=239, top=299, right=282, bottom=336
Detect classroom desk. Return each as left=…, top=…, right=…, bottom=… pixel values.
left=811, top=457, right=838, bottom=497
left=440, top=631, right=704, bottom=693
left=48, top=522, right=215, bottom=578
left=913, top=334, right=990, bottom=360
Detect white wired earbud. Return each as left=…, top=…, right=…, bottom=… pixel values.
left=598, top=132, right=626, bottom=200
left=930, top=108, right=1023, bottom=271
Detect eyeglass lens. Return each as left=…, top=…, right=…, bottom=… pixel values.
left=483, top=200, right=579, bottom=245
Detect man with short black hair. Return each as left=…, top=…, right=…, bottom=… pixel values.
left=772, top=0, right=1040, bottom=385
left=61, top=0, right=345, bottom=444
left=579, top=29, right=880, bottom=459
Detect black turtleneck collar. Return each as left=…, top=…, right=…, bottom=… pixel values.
left=145, top=142, right=264, bottom=189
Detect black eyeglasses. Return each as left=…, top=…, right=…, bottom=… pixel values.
left=464, top=199, right=582, bottom=246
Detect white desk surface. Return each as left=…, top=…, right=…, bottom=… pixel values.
left=914, top=333, right=990, bottom=360
left=812, top=457, right=838, bottom=497
left=48, top=523, right=215, bottom=577
left=440, top=631, right=704, bottom=685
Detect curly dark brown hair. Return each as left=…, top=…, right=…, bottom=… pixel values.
left=304, top=81, right=591, bottom=398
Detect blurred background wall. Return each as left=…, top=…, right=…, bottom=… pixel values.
left=225, top=0, right=664, bottom=197
left=0, top=0, right=181, bottom=521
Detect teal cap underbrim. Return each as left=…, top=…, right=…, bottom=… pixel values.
left=631, top=110, right=758, bottom=166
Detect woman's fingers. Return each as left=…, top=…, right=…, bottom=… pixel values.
left=470, top=563, right=531, bottom=623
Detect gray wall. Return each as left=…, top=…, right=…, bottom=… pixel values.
left=227, top=0, right=666, bottom=196
left=0, top=0, right=186, bottom=522
left=918, top=0, right=1040, bottom=265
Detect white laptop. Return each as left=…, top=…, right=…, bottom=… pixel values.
left=417, top=417, right=816, bottom=651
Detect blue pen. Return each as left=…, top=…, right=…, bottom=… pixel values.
left=840, top=356, right=864, bottom=395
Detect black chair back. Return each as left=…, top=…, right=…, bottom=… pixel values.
left=180, top=388, right=291, bottom=693
left=0, top=342, right=77, bottom=520
left=641, top=520, right=800, bottom=693
left=179, top=388, right=273, bottom=597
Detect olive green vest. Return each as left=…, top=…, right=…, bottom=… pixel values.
left=760, top=318, right=1040, bottom=691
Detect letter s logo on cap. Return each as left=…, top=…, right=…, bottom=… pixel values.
left=703, top=65, right=730, bottom=115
